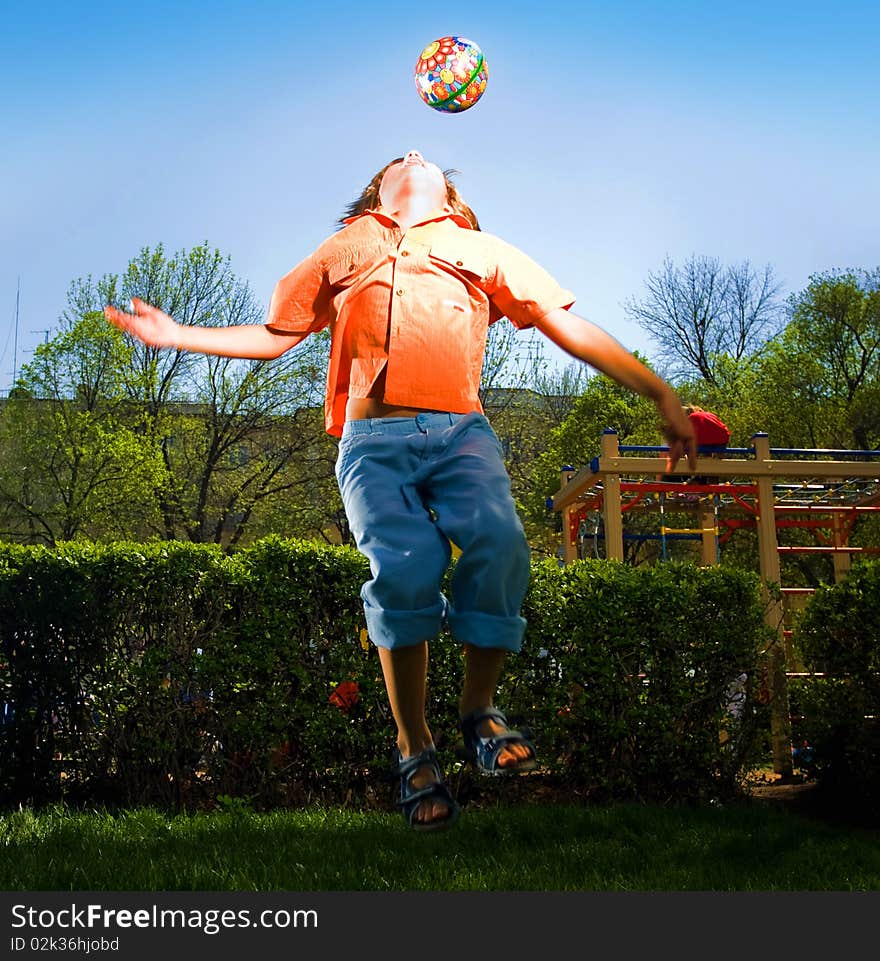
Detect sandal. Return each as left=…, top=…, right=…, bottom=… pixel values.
left=458, top=706, right=537, bottom=776
left=395, top=747, right=460, bottom=832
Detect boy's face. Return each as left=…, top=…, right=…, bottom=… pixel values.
left=379, top=150, right=448, bottom=211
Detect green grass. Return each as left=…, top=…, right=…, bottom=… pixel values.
left=2, top=798, right=879, bottom=891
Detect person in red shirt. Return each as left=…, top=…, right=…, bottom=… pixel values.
left=685, top=405, right=730, bottom=449
left=660, top=405, right=730, bottom=483
left=105, top=150, right=696, bottom=831
left=685, top=405, right=730, bottom=484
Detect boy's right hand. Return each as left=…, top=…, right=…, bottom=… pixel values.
left=104, top=298, right=180, bottom=349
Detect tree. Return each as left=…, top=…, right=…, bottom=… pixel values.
left=625, top=256, right=783, bottom=386
left=0, top=313, right=163, bottom=544
left=530, top=360, right=590, bottom=426
left=522, top=359, right=662, bottom=558
left=479, top=320, right=546, bottom=415
left=735, top=269, right=880, bottom=452
left=7, top=244, right=341, bottom=548
left=782, top=268, right=880, bottom=451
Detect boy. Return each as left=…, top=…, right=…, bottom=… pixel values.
left=105, top=150, right=696, bottom=831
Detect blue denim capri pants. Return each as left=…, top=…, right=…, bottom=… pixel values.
left=334, top=411, right=531, bottom=652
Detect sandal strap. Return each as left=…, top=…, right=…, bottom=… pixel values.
left=396, top=746, right=440, bottom=783
left=471, top=730, right=533, bottom=766
left=394, top=747, right=459, bottom=828
left=459, top=705, right=536, bottom=774
left=396, top=779, right=456, bottom=808
left=460, top=706, right=510, bottom=733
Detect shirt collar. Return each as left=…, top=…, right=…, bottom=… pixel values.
left=342, top=208, right=474, bottom=230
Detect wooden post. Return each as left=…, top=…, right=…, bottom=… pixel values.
left=831, top=513, right=852, bottom=583
left=700, top=501, right=718, bottom=566
left=560, top=466, right=577, bottom=564
left=752, top=433, right=794, bottom=779
left=600, top=429, right=624, bottom=561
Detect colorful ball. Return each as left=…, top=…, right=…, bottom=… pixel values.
left=414, top=36, right=488, bottom=113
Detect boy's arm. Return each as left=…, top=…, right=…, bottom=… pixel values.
left=104, top=298, right=306, bottom=359
left=532, top=306, right=697, bottom=472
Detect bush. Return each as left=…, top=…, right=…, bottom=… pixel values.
left=518, top=559, right=771, bottom=802
left=792, top=559, right=880, bottom=812
left=0, top=542, right=770, bottom=809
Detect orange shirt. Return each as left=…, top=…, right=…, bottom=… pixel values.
left=266, top=209, right=576, bottom=437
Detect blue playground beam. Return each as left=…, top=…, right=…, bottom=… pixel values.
left=616, top=444, right=756, bottom=456
left=767, top=447, right=880, bottom=459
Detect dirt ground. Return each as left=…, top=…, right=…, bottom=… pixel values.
left=745, top=769, right=877, bottom=828
left=746, top=770, right=819, bottom=805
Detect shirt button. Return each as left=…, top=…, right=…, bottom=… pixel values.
left=456, top=260, right=463, bottom=266
left=400, top=250, right=410, bottom=257
left=396, top=288, right=404, bottom=296
left=348, top=262, right=356, bottom=270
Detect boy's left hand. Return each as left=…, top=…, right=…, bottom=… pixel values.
left=657, top=393, right=697, bottom=474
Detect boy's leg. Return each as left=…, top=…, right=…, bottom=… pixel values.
left=378, top=641, right=432, bottom=758
left=459, top=644, right=534, bottom=770
left=422, top=415, right=535, bottom=769
left=378, top=642, right=454, bottom=827
left=335, top=421, right=456, bottom=826
left=424, top=415, right=531, bottom=654
left=336, top=424, right=452, bottom=649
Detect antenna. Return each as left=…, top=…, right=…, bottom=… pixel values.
left=12, top=275, right=20, bottom=385
left=23, top=329, right=51, bottom=363
left=21, top=328, right=50, bottom=368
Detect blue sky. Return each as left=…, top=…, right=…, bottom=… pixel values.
left=2, top=0, right=878, bottom=392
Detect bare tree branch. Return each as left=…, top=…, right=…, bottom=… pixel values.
left=625, top=255, right=784, bottom=385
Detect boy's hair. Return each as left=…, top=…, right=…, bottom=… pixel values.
left=337, top=158, right=481, bottom=230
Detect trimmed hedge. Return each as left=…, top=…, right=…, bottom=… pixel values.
left=791, top=559, right=880, bottom=811
left=517, top=560, right=771, bottom=802
left=0, top=539, right=771, bottom=810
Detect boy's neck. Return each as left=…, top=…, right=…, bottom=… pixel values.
left=380, top=199, right=449, bottom=232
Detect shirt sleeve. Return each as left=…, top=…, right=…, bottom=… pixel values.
left=265, top=250, right=332, bottom=335
left=483, top=235, right=576, bottom=330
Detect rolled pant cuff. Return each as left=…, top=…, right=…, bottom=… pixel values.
left=446, top=609, right=526, bottom=653
left=363, top=603, right=446, bottom=650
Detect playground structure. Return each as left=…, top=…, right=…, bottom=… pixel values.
left=551, top=429, right=880, bottom=778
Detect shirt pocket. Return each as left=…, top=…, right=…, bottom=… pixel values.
left=328, top=256, right=363, bottom=288
left=328, top=243, right=383, bottom=288
left=427, top=240, right=489, bottom=285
